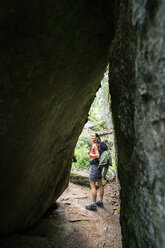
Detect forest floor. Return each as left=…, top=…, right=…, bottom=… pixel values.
left=1, top=170, right=122, bottom=248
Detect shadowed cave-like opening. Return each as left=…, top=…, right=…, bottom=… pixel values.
left=0, top=1, right=165, bottom=248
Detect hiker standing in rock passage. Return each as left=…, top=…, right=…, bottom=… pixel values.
left=85, top=133, right=104, bottom=211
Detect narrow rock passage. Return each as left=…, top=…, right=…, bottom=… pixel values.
left=1, top=174, right=122, bottom=248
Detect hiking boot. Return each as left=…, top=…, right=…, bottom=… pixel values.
left=85, top=203, right=97, bottom=211
left=97, top=200, right=104, bottom=208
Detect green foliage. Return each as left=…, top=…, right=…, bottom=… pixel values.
left=72, top=71, right=116, bottom=172
left=88, top=72, right=111, bottom=130
left=116, top=206, right=120, bottom=212
left=72, top=140, right=89, bottom=169
left=109, top=160, right=116, bottom=173
left=72, top=136, right=116, bottom=172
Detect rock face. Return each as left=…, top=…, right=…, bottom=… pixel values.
left=109, top=0, right=165, bottom=247
left=0, top=1, right=113, bottom=235
left=0, top=0, right=165, bottom=246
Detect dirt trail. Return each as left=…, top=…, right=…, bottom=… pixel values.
left=57, top=177, right=122, bottom=248
left=0, top=173, right=122, bottom=248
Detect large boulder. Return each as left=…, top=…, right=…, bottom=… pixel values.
left=0, top=1, right=113, bottom=235
left=109, top=0, right=165, bottom=247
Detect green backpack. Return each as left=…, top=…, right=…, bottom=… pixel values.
left=98, top=145, right=112, bottom=179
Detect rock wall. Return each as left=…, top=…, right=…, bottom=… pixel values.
left=109, top=0, right=165, bottom=247
left=1, top=0, right=164, bottom=245
left=0, top=1, right=113, bottom=235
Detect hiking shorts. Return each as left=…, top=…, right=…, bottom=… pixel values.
left=89, top=164, right=102, bottom=182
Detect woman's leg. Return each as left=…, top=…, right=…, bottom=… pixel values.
left=90, top=181, right=97, bottom=202
left=97, top=179, right=104, bottom=200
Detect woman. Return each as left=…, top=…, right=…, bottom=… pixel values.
left=85, top=133, right=104, bottom=211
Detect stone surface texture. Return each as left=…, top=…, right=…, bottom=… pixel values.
left=0, top=0, right=165, bottom=247
left=0, top=1, right=113, bottom=235
left=109, top=0, right=165, bottom=247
